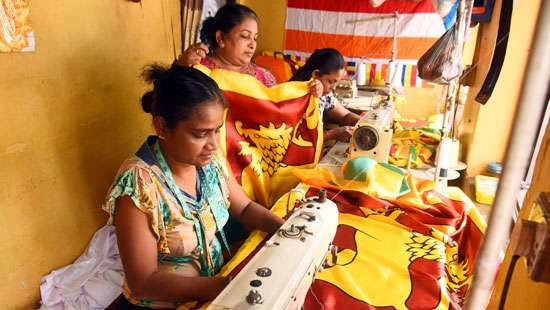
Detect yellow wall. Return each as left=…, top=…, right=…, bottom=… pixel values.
left=463, top=0, right=542, bottom=176
left=0, top=0, right=180, bottom=307
left=240, top=0, right=286, bottom=53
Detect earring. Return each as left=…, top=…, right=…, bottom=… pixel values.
left=158, top=135, right=165, bottom=140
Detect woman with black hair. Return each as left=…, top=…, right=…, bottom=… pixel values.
left=291, top=48, right=361, bottom=142
left=103, top=64, right=283, bottom=309
left=176, top=3, right=323, bottom=96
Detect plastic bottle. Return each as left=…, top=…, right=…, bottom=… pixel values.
left=487, top=162, right=502, bottom=178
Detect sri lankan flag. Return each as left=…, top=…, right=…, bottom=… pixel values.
left=233, top=172, right=483, bottom=309
left=178, top=162, right=486, bottom=310
left=196, top=64, right=323, bottom=207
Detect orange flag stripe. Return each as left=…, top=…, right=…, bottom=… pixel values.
left=285, top=29, right=438, bottom=60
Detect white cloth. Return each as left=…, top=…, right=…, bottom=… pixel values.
left=40, top=225, right=124, bottom=310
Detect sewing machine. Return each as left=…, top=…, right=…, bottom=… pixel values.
left=349, top=99, right=395, bottom=163
left=208, top=190, right=339, bottom=310
left=334, top=79, right=358, bottom=99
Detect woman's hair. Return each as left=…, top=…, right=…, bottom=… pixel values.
left=199, top=4, right=258, bottom=50
left=141, top=64, right=226, bottom=129
left=290, top=48, right=346, bottom=81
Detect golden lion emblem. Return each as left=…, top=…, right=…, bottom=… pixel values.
left=235, top=121, right=293, bottom=176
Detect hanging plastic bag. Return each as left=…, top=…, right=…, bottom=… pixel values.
left=417, top=16, right=464, bottom=84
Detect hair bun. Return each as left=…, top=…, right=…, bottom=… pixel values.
left=141, top=91, right=154, bottom=113
left=141, top=63, right=170, bottom=84
left=200, top=16, right=218, bottom=48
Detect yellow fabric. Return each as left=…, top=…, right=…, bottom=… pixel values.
left=196, top=64, right=309, bottom=102
left=390, top=126, right=441, bottom=168
left=177, top=175, right=486, bottom=309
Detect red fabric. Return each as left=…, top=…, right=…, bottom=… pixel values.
left=287, top=0, right=437, bottom=14
left=223, top=91, right=318, bottom=184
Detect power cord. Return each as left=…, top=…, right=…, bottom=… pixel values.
left=498, top=254, right=520, bottom=310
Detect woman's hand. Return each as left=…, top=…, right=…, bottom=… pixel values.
left=176, top=43, right=209, bottom=67
left=308, top=79, right=323, bottom=97
left=325, top=126, right=353, bottom=142
left=198, top=277, right=231, bottom=301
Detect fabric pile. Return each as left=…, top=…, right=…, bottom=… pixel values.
left=39, top=226, right=123, bottom=309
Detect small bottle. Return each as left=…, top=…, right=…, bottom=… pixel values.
left=487, top=162, right=502, bottom=178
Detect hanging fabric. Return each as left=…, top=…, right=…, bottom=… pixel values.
left=180, top=0, right=203, bottom=52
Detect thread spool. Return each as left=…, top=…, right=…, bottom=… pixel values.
left=356, top=61, right=367, bottom=86
left=386, top=61, right=402, bottom=88
left=437, top=137, right=454, bottom=169
left=372, top=70, right=385, bottom=87
left=450, top=139, right=460, bottom=168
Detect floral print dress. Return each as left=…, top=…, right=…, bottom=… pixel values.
left=103, top=136, right=231, bottom=309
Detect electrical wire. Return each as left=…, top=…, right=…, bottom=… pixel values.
left=498, top=254, right=520, bottom=310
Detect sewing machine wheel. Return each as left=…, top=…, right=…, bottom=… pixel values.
left=353, top=125, right=379, bottom=151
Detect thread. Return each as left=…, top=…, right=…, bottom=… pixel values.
left=437, top=137, right=454, bottom=169
left=386, top=61, right=395, bottom=86
left=450, top=139, right=460, bottom=168
left=356, top=61, right=367, bottom=86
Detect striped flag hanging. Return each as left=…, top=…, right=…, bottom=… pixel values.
left=284, top=0, right=446, bottom=88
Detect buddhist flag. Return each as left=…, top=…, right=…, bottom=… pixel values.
left=284, top=0, right=446, bottom=88
left=195, top=65, right=324, bottom=207
left=285, top=0, right=445, bottom=61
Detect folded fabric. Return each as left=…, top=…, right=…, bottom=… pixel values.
left=390, top=127, right=441, bottom=168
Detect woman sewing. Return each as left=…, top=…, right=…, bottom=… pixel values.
left=291, top=48, right=361, bottom=142
left=104, top=64, right=283, bottom=309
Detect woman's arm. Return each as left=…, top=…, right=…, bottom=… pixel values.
left=324, top=101, right=360, bottom=126
left=114, top=196, right=229, bottom=302
left=226, top=175, right=284, bottom=234
left=324, top=126, right=353, bottom=142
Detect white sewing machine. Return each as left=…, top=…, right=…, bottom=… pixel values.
left=349, top=99, right=395, bottom=163
left=208, top=190, right=339, bottom=310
